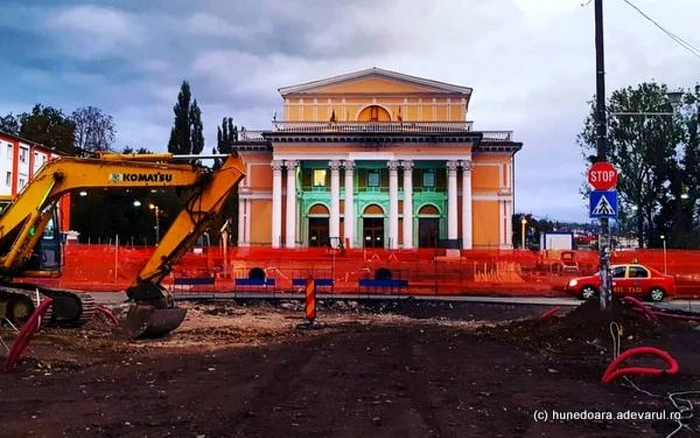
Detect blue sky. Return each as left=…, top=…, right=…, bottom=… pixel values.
left=1, top=0, right=699, bottom=222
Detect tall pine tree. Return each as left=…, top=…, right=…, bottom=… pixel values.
left=212, top=116, right=240, bottom=244
left=167, top=81, right=204, bottom=155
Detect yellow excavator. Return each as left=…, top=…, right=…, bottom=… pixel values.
left=0, top=152, right=246, bottom=338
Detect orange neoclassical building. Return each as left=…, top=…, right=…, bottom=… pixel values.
left=232, top=68, right=522, bottom=250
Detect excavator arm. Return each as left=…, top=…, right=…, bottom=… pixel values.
left=123, top=155, right=246, bottom=338
left=0, top=153, right=246, bottom=338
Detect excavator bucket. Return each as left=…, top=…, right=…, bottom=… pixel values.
left=121, top=304, right=187, bottom=339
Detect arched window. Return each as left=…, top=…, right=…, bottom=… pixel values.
left=358, top=105, right=391, bottom=122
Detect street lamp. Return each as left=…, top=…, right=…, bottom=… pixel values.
left=609, top=91, right=684, bottom=118
left=133, top=200, right=142, bottom=207
left=660, top=235, right=667, bottom=274
left=520, top=216, right=527, bottom=250
left=79, top=191, right=87, bottom=197
left=149, top=203, right=160, bottom=243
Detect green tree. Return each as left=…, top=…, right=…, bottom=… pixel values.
left=167, top=81, right=204, bottom=155
left=0, top=113, right=19, bottom=135
left=71, top=106, right=116, bottom=152
left=578, top=82, right=683, bottom=248
left=122, top=146, right=151, bottom=154
left=19, top=104, right=76, bottom=155
left=211, top=117, right=240, bottom=244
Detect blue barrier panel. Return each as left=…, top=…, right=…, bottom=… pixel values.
left=292, top=278, right=334, bottom=287
left=234, top=278, right=276, bottom=286
left=358, top=279, right=408, bottom=288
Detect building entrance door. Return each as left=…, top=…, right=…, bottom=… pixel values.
left=308, top=217, right=329, bottom=247
left=363, top=218, right=384, bottom=248
left=418, top=218, right=440, bottom=248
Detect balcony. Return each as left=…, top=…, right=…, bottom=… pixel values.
left=235, top=125, right=514, bottom=143
left=481, top=131, right=513, bottom=141
left=272, top=121, right=474, bottom=133
left=238, top=130, right=266, bottom=141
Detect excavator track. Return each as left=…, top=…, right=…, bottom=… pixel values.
left=0, top=286, right=53, bottom=329
left=4, top=283, right=96, bottom=327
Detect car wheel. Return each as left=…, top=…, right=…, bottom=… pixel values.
left=648, top=287, right=665, bottom=302
left=579, top=286, right=597, bottom=300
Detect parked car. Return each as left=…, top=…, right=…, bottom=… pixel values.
left=564, top=264, right=676, bottom=302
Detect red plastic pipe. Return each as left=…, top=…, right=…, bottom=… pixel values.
left=96, top=305, right=120, bottom=326
left=4, top=298, right=53, bottom=373
left=623, top=296, right=659, bottom=322
left=602, top=346, right=679, bottom=384
left=539, top=306, right=562, bottom=320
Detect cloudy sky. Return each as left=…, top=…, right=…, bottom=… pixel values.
left=1, top=0, right=699, bottom=222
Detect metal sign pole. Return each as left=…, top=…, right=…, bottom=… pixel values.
left=595, top=0, right=612, bottom=310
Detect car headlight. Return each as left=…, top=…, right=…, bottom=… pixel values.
left=568, top=279, right=578, bottom=287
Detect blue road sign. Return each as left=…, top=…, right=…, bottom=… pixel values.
left=589, top=190, right=617, bottom=218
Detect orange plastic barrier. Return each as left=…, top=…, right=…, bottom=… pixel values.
left=21, top=245, right=700, bottom=298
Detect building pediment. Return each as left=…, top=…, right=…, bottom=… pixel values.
left=278, top=67, right=473, bottom=97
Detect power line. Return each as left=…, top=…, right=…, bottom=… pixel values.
left=621, top=0, right=700, bottom=60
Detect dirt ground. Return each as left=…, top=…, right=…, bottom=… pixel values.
left=2, top=299, right=700, bottom=437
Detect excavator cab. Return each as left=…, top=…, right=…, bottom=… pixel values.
left=25, top=206, right=62, bottom=272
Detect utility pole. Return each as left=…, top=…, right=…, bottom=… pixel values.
left=595, top=0, right=612, bottom=310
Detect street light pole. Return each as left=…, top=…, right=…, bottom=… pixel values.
left=149, top=203, right=160, bottom=244
left=155, top=206, right=160, bottom=243
left=595, top=0, right=612, bottom=311
left=520, top=217, right=527, bottom=250
left=660, top=235, right=667, bottom=274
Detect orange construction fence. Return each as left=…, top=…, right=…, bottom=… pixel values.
left=18, top=245, right=700, bottom=298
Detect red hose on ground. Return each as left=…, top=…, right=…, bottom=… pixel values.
left=4, top=298, right=53, bottom=373
left=96, top=305, right=120, bottom=326
left=602, top=346, right=679, bottom=385
left=623, top=296, right=659, bottom=322
left=539, top=306, right=562, bottom=320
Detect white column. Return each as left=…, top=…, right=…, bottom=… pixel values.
left=447, top=160, right=459, bottom=240
left=388, top=160, right=400, bottom=249
left=237, top=197, right=245, bottom=246
left=460, top=160, right=473, bottom=249
left=245, top=199, right=251, bottom=246
left=285, top=160, right=298, bottom=248
left=271, top=160, right=283, bottom=248
left=329, top=160, right=341, bottom=246
left=402, top=161, right=414, bottom=249
left=343, top=160, right=355, bottom=248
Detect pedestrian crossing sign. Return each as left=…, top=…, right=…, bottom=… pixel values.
left=589, top=190, right=617, bottom=218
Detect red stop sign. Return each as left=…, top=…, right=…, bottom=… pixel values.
left=588, top=162, right=618, bottom=190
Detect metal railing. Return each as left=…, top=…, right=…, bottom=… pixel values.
left=235, top=126, right=513, bottom=141
left=481, top=131, right=513, bottom=141
left=272, top=121, right=474, bottom=133
left=238, top=130, right=266, bottom=141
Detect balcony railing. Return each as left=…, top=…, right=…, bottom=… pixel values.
left=237, top=130, right=266, bottom=141
left=481, top=131, right=513, bottom=141
left=235, top=126, right=513, bottom=141
left=272, top=121, right=474, bottom=133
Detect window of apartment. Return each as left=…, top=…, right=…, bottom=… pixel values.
left=313, top=169, right=327, bottom=187
left=423, top=170, right=435, bottom=188
left=5, top=171, right=10, bottom=187
left=367, top=170, right=380, bottom=187
left=6, top=144, right=11, bottom=159
left=19, top=147, right=28, bottom=163
left=19, top=177, right=25, bottom=188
